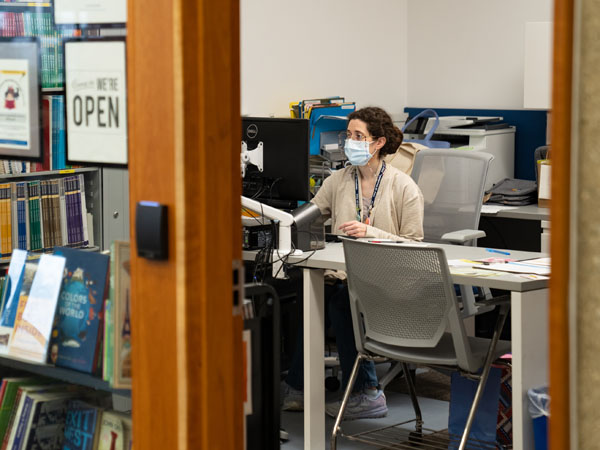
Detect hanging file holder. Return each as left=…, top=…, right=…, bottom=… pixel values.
left=308, top=103, right=356, bottom=156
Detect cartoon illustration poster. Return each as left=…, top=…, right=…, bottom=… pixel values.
left=0, top=58, right=30, bottom=150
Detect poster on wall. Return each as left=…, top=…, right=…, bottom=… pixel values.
left=54, top=0, right=127, bottom=26
left=0, top=38, right=42, bottom=161
left=64, top=38, right=128, bottom=167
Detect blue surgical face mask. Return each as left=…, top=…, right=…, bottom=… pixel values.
left=344, top=139, right=375, bottom=166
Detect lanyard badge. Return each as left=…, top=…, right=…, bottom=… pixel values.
left=354, top=161, right=386, bottom=225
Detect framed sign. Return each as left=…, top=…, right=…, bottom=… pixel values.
left=54, top=0, right=126, bottom=26
left=0, top=38, right=42, bottom=162
left=64, top=38, right=128, bottom=167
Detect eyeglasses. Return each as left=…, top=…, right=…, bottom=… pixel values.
left=343, top=130, right=373, bottom=142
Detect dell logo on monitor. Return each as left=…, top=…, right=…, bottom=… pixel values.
left=246, top=124, right=258, bottom=139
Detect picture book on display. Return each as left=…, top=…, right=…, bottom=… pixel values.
left=9, top=254, right=66, bottom=363
left=0, top=249, right=28, bottom=354
left=111, top=242, right=131, bottom=389
left=49, top=248, right=110, bottom=373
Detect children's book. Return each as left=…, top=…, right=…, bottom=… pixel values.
left=61, top=400, right=103, bottom=450
left=15, top=390, right=76, bottom=450
left=111, top=242, right=131, bottom=389
left=0, top=377, right=44, bottom=441
left=96, top=410, right=131, bottom=450
left=49, top=247, right=109, bottom=373
left=9, top=254, right=66, bottom=363
left=0, top=250, right=28, bottom=354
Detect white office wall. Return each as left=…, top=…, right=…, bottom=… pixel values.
left=406, top=0, right=554, bottom=109
left=241, top=0, right=408, bottom=119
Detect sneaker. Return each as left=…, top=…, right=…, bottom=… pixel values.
left=325, top=390, right=388, bottom=420
left=281, top=381, right=304, bottom=411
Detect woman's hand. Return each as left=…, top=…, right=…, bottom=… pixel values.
left=339, top=221, right=368, bottom=238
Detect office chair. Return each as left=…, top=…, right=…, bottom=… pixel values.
left=411, top=148, right=492, bottom=246
left=331, top=239, right=510, bottom=450
left=411, top=148, right=494, bottom=318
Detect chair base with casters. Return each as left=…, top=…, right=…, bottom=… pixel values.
left=331, top=303, right=510, bottom=450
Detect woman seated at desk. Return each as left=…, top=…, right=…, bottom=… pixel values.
left=282, top=106, right=425, bottom=419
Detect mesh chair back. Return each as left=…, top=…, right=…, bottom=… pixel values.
left=342, top=239, right=460, bottom=349
left=411, top=149, right=492, bottom=243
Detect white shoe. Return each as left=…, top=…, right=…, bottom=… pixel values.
left=325, top=390, right=388, bottom=420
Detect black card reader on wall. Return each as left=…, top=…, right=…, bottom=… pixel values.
left=135, top=201, right=168, bottom=260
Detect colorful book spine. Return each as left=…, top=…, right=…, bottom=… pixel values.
left=27, top=181, right=43, bottom=252
left=15, top=182, right=28, bottom=251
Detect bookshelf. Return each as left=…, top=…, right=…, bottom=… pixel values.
left=0, top=355, right=130, bottom=397
left=0, top=167, right=103, bottom=250
left=0, top=4, right=134, bottom=448
left=0, top=167, right=131, bottom=253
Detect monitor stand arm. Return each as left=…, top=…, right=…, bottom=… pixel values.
left=241, top=196, right=303, bottom=278
left=241, top=141, right=263, bottom=178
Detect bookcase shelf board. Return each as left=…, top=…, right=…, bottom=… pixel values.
left=0, top=355, right=131, bottom=396
left=0, top=167, right=99, bottom=181
left=0, top=245, right=101, bottom=266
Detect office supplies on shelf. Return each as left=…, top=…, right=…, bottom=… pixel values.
left=486, top=248, right=511, bottom=256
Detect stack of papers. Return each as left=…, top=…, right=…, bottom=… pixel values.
left=481, top=205, right=518, bottom=214
left=472, top=258, right=550, bottom=276
left=448, top=257, right=550, bottom=278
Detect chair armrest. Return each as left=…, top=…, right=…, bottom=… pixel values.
left=441, top=229, right=486, bottom=244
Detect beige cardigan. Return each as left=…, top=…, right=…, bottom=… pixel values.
left=312, top=162, right=424, bottom=241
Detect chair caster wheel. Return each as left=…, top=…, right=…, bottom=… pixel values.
left=325, top=376, right=340, bottom=392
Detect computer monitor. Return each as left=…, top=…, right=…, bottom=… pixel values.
left=242, top=117, right=310, bottom=208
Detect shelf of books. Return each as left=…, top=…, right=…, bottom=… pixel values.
left=0, top=167, right=103, bottom=263
left=0, top=241, right=132, bottom=448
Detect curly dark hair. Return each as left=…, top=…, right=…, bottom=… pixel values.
left=347, top=106, right=403, bottom=157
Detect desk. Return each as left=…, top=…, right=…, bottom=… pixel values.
left=244, top=243, right=548, bottom=450
left=481, top=204, right=550, bottom=253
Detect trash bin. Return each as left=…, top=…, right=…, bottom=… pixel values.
left=528, top=386, right=550, bottom=450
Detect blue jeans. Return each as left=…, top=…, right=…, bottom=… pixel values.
left=285, top=281, right=378, bottom=393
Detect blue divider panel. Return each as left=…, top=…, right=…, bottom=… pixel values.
left=404, top=107, right=548, bottom=181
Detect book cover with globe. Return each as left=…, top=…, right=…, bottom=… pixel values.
left=49, top=247, right=110, bottom=373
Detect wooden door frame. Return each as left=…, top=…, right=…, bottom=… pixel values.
left=128, top=0, right=243, bottom=448
left=550, top=0, right=573, bottom=448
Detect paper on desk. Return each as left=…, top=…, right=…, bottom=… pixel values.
left=481, top=205, right=518, bottom=214
left=521, top=257, right=551, bottom=266
left=448, top=259, right=480, bottom=267
left=473, top=261, right=550, bottom=276
left=449, top=266, right=505, bottom=277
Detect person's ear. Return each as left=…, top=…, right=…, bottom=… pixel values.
left=375, top=136, right=386, bottom=151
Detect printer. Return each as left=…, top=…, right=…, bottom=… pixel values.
left=404, top=116, right=515, bottom=191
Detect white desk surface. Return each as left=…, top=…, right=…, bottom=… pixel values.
left=244, top=241, right=548, bottom=292
left=480, top=204, right=550, bottom=221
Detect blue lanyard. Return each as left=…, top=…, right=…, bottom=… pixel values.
left=354, top=161, right=386, bottom=224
